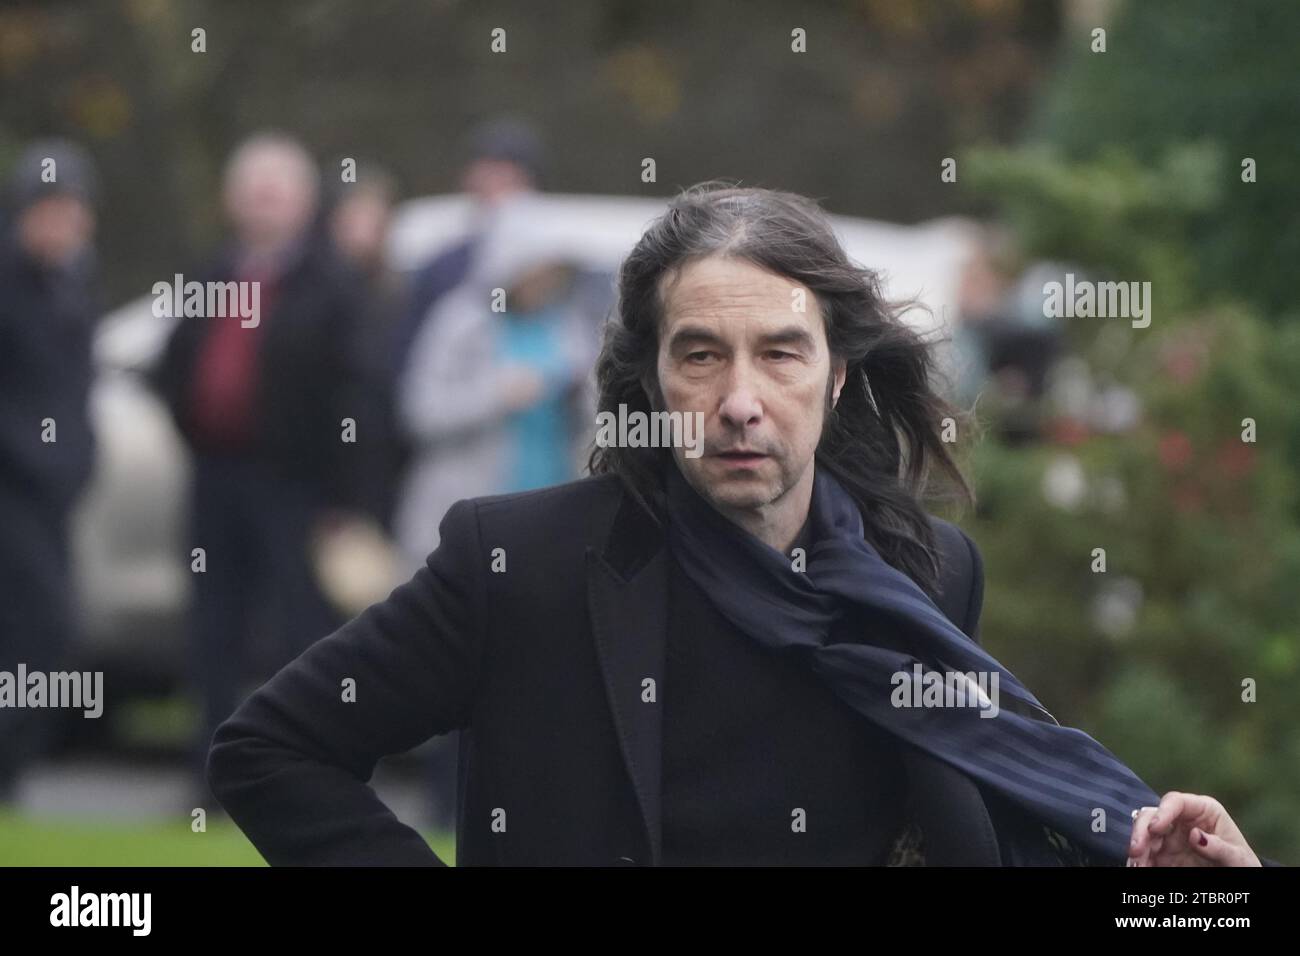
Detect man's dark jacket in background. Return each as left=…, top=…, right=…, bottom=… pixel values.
left=0, top=232, right=97, bottom=513
left=0, top=231, right=98, bottom=792
left=148, top=236, right=373, bottom=510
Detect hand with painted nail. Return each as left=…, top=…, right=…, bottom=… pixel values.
left=1128, top=791, right=1261, bottom=867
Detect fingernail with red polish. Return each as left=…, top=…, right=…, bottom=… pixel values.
left=1199, top=833, right=1208, bottom=847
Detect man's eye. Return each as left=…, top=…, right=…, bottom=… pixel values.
left=685, top=351, right=716, bottom=363
left=766, top=350, right=795, bottom=360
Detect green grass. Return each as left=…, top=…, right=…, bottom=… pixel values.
left=0, top=810, right=456, bottom=866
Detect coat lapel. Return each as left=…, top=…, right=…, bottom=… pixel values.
left=586, top=488, right=669, bottom=865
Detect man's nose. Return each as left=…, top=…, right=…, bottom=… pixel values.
left=717, top=364, right=763, bottom=428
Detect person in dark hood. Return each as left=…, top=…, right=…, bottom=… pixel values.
left=0, top=139, right=101, bottom=802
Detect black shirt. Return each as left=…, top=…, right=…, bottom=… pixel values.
left=660, top=515, right=907, bottom=865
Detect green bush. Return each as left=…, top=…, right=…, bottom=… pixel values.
left=953, top=0, right=1300, bottom=862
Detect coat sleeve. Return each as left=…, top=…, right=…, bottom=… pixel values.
left=206, top=497, right=487, bottom=865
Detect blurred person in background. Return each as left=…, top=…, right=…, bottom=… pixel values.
left=951, top=229, right=1064, bottom=444
left=325, top=163, right=405, bottom=530
left=149, top=132, right=371, bottom=806
left=393, top=205, right=596, bottom=831
left=388, top=116, right=544, bottom=383
left=495, top=259, right=598, bottom=493
left=0, top=140, right=100, bottom=804
left=329, top=165, right=399, bottom=287
left=393, top=204, right=596, bottom=565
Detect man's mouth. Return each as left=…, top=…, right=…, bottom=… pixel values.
left=714, top=450, right=769, bottom=467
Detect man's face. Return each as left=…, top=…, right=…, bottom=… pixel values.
left=330, top=191, right=390, bottom=268
left=17, top=195, right=95, bottom=268
left=223, top=145, right=317, bottom=251
left=653, top=254, right=846, bottom=520
left=460, top=158, right=532, bottom=206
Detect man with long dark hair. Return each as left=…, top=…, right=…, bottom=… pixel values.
left=207, top=181, right=1267, bottom=866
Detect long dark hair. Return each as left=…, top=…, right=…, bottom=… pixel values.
left=587, top=180, right=973, bottom=597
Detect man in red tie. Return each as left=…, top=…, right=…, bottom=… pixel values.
left=151, top=133, right=371, bottom=808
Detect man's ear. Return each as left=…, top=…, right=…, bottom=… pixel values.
left=831, top=358, right=848, bottom=407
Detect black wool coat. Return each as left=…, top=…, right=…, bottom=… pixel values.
left=208, top=472, right=1107, bottom=866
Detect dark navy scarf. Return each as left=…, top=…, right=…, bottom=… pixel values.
left=663, top=461, right=1160, bottom=864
